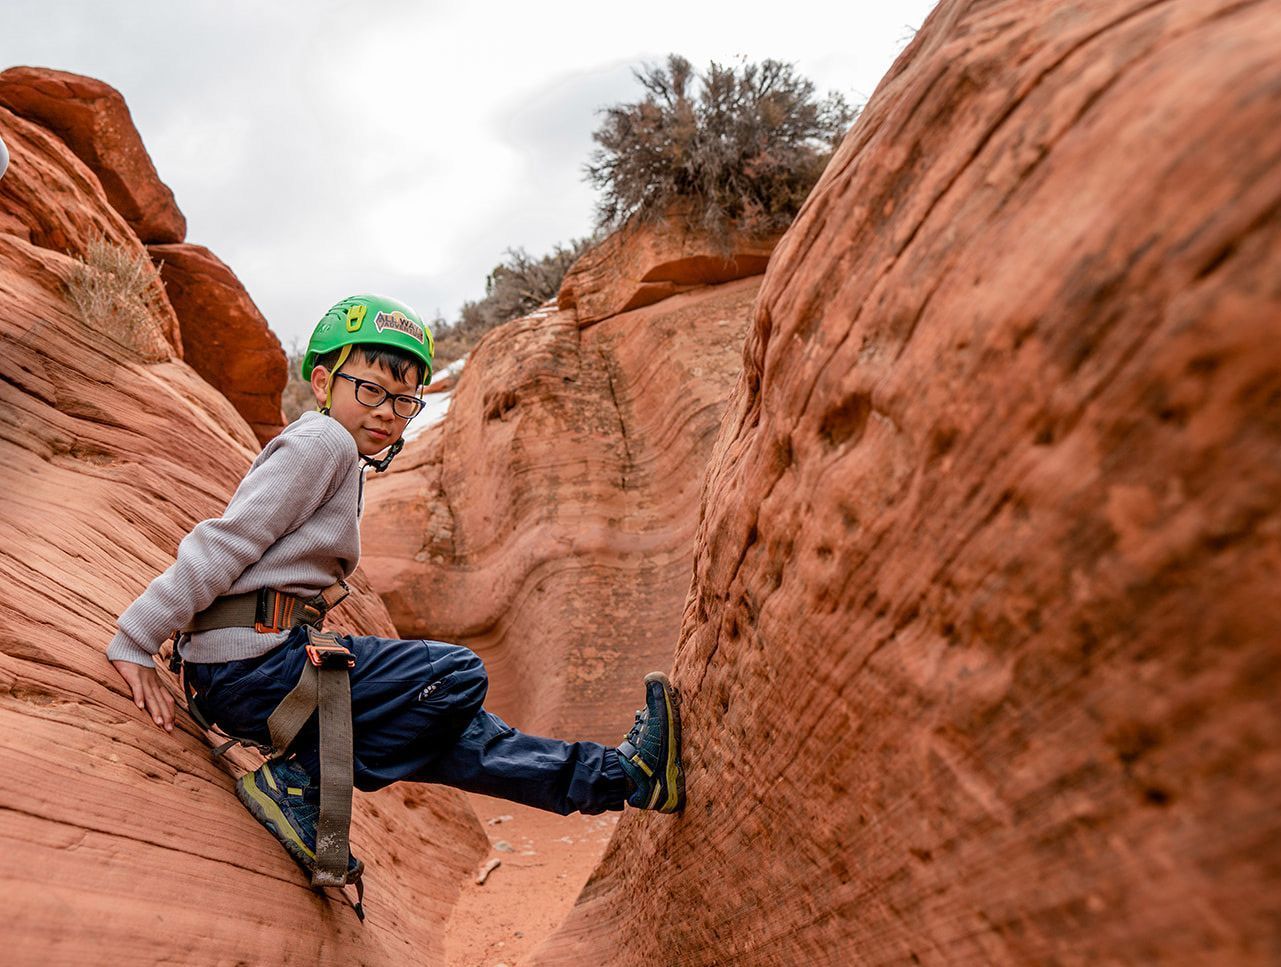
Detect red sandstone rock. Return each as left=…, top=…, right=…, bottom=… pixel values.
left=0, top=108, right=486, bottom=961
left=0, top=105, right=182, bottom=358
left=362, top=270, right=762, bottom=743
left=0, top=67, right=185, bottom=244
left=558, top=211, right=777, bottom=325
left=423, top=373, right=457, bottom=395
left=150, top=243, right=287, bottom=446
left=539, top=0, right=1281, bottom=963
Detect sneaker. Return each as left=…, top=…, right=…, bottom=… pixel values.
left=235, top=758, right=364, bottom=885
left=616, top=671, right=685, bottom=812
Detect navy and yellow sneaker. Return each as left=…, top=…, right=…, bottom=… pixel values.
left=235, top=758, right=365, bottom=914
left=616, top=671, right=685, bottom=812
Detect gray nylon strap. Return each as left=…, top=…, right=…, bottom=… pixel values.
left=314, top=655, right=354, bottom=885
left=189, top=592, right=259, bottom=632
left=263, top=626, right=354, bottom=887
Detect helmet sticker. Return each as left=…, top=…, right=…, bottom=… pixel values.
left=346, top=304, right=367, bottom=332
left=373, top=309, right=425, bottom=344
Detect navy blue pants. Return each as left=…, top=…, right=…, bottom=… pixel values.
left=184, top=627, right=628, bottom=815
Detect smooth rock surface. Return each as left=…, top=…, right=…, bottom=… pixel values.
left=150, top=242, right=288, bottom=445
left=558, top=212, right=777, bottom=326
left=539, top=0, right=1281, bottom=963
left=0, top=91, right=487, bottom=965
left=0, top=66, right=186, bottom=244
left=362, top=267, right=762, bottom=742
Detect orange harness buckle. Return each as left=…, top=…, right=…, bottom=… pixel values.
left=306, top=642, right=356, bottom=670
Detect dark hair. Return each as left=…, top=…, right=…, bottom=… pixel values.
left=316, top=343, right=427, bottom=386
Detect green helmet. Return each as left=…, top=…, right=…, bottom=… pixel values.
left=302, top=293, right=435, bottom=392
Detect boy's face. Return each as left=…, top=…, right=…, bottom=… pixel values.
left=309, top=352, right=421, bottom=456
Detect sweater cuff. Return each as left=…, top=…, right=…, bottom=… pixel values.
left=106, top=633, right=158, bottom=668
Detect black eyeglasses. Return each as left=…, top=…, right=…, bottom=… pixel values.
left=334, top=372, right=425, bottom=420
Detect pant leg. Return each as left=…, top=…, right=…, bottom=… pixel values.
left=187, top=630, right=628, bottom=813
left=186, top=630, right=490, bottom=792
left=409, top=708, right=630, bottom=816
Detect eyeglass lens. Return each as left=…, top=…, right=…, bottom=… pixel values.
left=353, top=379, right=424, bottom=420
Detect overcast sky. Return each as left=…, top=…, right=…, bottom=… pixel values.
left=3, top=1, right=937, bottom=349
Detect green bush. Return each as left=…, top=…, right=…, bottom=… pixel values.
left=585, top=55, right=856, bottom=241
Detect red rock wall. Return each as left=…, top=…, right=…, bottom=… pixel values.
left=558, top=210, right=777, bottom=324
left=0, top=98, right=487, bottom=962
left=362, top=269, right=761, bottom=743
left=150, top=243, right=288, bottom=445
left=0, top=66, right=186, bottom=244
left=0, top=67, right=289, bottom=444
left=539, top=0, right=1281, bottom=963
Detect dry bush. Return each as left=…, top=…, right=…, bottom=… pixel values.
left=433, top=238, right=591, bottom=365
left=65, top=239, right=172, bottom=360
left=586, top=55, right=856, bottom=244
left=281, top=340, right=316, bottom=424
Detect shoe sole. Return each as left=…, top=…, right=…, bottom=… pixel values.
left=235, top=770, right=363, bottom=883
left=644, top=671, right=686, bottom=813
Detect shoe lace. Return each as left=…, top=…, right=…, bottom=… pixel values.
left=623, top=707, right=647, bottom=747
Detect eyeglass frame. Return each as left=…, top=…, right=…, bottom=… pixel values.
left=331, top=371, right=426, bottom=421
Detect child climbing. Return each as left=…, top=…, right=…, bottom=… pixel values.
left=106, top=294, right=685, bottom=921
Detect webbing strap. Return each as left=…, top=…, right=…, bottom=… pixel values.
left=265, top=626, right=354, bottom=887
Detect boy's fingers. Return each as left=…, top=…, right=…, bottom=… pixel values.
left=142, top=680, right=170, bottom=730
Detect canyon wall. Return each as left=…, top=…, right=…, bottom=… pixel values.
left=539, top=0, right=1281, bottom=963
left=0, top=67, right=287, bottom=444
left=362, top=220, right=775, bottom=742
left=0, top=88, right=486, bottom=963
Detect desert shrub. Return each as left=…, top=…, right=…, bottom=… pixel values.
left=432, top=238, right=591, bottom=365
left=281, top=341, right=315, bottom=424
left=585, top=55, right=856, bottom=241
left=279, top=238, right=591, bottom=419
left=65, top=239, right=172, bottom=360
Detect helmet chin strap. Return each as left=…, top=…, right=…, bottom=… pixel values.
left=318, top=344, right=355, bottom=416
left=317, top=343, right=407, bottom=472
left=361, top=438, right=403, bottom=473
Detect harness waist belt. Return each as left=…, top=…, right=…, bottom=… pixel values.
left=184, top=581, right=350, bottom=635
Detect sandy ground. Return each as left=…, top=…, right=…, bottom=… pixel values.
left=444, top=792, right=619, bottom=967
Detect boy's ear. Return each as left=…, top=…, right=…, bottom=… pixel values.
left=310, top=365, right=330, bottom=407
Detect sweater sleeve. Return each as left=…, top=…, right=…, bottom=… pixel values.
left=106, top=428, right=348, bottom=667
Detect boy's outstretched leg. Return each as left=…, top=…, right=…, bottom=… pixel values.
left=616, top=671, right=685, bottom=813
left=410, top=670, right=685, bottom=816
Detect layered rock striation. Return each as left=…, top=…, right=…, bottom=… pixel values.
left=0, top=87, right=486, bottom=962
left=0, top=67, right=286, bottom=441
left=539, top=0, right=1281, bottom=962
left=362, top=239, right=768, bottom=743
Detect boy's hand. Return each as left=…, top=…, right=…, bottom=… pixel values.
left=111, top=660, right=175, bottom=732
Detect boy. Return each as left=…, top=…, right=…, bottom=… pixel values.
left=107, top=294, right=684, bottom=919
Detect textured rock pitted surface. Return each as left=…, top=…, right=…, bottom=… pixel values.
left=362, top=272, right=762, bottom=742
left=539, top=0, right=1281, bottom=963
left=0, top=90, right=486, bottom=964
left=0, top=66, right=186, bottom=244
left=150, top=242, right=288, bottom=445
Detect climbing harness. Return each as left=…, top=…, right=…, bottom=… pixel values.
left=169, top=580, right=367, bottom=920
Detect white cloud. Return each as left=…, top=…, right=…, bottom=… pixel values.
left=2, top=0, right=938, bottom=345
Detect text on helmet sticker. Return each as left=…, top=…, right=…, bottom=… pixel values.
left=373, top=309, right=425, bottom=344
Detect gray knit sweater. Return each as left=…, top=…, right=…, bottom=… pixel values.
left=106, top=411, right=365, bottom=667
